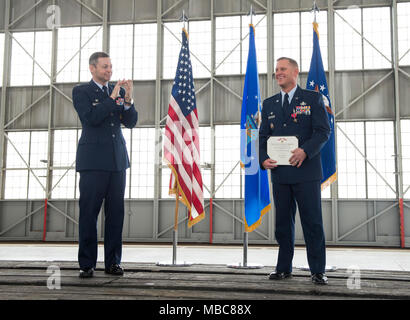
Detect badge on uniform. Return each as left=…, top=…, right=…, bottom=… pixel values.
left=115, top=97, right=124, bottom=106
left=270, top=123, right=274, bottom=129
left=92, top=99, right=99, bottom=106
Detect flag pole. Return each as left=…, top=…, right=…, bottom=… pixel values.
left=312, top=0, right=319, bottom=23
left=227, top=7, right=264, bottom=270
left=156, top=10, right=193, bottom=268
left=172, top=192, right=179, bottom=264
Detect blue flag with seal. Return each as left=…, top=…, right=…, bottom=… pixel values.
left=306, top=22, right=337, bottom=190
left=240, top=24, right=271, bottom=232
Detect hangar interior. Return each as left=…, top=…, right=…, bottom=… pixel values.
left=0, top=0, right=409, bottom=248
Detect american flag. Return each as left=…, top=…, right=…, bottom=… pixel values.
left=163, top=28, right=205, bottom=227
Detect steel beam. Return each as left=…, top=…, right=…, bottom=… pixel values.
left=392, top=0, right=405, bottom=247
left=328, top=0, right=338, bottom=244
left=0, top=0, right=11, bottom=199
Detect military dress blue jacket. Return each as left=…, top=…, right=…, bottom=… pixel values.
left=259, top=85, right=330, bottom=184
left=72, top=80, right=138, bottom=172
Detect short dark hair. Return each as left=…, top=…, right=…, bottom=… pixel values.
left=89, top=52, right=110, bottom=66
left=276, top=57, right=299, bottom=69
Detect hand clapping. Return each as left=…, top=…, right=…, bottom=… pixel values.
left=110, top=79, right=133, bottom=102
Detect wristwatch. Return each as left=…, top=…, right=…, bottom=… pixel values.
left=125, top=98, right=134, bottom=105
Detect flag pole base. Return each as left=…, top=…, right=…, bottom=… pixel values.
left=156, top=261, right=193, bottom=267
left=227, top=232, right=264, bottom=269
left=156, top=229, right=192, bottom=267
left=298, top=265, right=338, bottom=272
left=227, top=262, right=264, bottom=269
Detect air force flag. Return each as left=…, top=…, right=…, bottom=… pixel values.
left=240, top=25, right=271, bottom=232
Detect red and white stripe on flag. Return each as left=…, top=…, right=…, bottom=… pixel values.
left=163, top=29, right=205, bottom=227
left=164, top=97, right=205, bottom=227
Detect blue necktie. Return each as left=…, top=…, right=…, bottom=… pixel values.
left=283, top=93, right=289, bottom=109
left=103, top=85, right=109, bottom=96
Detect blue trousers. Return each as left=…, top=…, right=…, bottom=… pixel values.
left=78, top=170, right=126, bottom=270
left=272, top=180, right=326, bottom=274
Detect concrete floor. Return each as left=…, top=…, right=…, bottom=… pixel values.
left=0, top=243, right=410, bottom=272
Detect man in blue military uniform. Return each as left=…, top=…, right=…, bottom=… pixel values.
left=72, top=52, right=138, bottom=278
left=259, top=57, right=330, bottom=284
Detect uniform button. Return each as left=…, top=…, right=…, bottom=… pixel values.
left=111, top=123, right=114, bottom=127
left=112, top=134, right=115, bottom=138
left=283, top=123, right=287, bottom=127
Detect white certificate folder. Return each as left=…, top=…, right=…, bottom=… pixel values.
left=267, top=136, right=298, bottom=166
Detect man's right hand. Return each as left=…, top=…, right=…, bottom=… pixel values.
left=262, top=158, right=278, bottom=170
left=110, top=80, right=126, bottom=100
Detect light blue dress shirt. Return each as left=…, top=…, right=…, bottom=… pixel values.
left=280, top=85, right=298, bottom=107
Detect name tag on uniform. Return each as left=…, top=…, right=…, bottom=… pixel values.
left=268, top=115, right=276, bottom=120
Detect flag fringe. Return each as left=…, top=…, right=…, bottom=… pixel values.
left=244, top=203, right=271, bottom=233
left=164, top=160, right=205, bottom=228
left=188, top=211, right=206, bottom=228
left=321, top=171, right=337, bottom=191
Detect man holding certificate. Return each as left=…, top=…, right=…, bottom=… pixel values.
left=259, top=57, right=330, bottom=285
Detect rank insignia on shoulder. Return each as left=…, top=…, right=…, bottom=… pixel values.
left=115, top=97, right=124, bottom=106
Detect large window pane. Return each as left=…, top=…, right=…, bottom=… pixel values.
left=56, top=27, right=80, bottom=83
left=134, top=23, right=157, bottom=80
left=215, top=16, right=241, bottom=75
left=301, top=10, right=328, bottom=72
left=130, top=128, right=155, bottom=198
left=274, top=13, right=300, bottom=67
left=163, top=22, right=183, bottom=79
left=365, top=121, right=396, bottom=199
left=10, top=30, right=52, bottom=86
left=335, top=8, right=362, bottom=70
left=10, top=32, right=34, bottom=86
left=33, top=31, right=52, bottom=85
left=51, top=169, right=76, bottom=199
left=53, top=130, right=77, bottom=167
left=215, top=125, right=241, bottom=198
left=241, top=15, right=267, bottom=74
left=199, top=126, right=212, bottom=199
left=79, top=26, right=103, bottom=82
left=4, top=170, right=28, bottom=199
left=363, top=7, right=391, bottom=69
left=189, top=20, right=212, bottom=78
left=28, top=169, right=47, bottom=199
left=110, top=24, right=134, bottom=80
left=5, top=132, right=30, bottom=168
left=30, top=131, right=48, bottom=169
left=337, top=122, right=366, bottom=198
